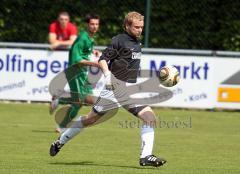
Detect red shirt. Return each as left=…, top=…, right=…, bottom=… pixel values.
left=49, top=21, right=77, bottom=41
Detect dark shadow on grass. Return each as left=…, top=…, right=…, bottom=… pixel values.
left=49, top=161, right=162, bottom=170
left=50, top=161, right=94, bottom=165
left=32, top=130, right=55, bottom=133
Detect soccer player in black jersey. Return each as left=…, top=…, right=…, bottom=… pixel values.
left=50, top=11, right=166, bottom=167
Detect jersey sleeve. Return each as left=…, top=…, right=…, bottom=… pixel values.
left=99, top=36, right=119, bottom=61
left=70, top=39, right=88, bottom=64
left=109, top=36, right=119, bottom=49
left=49, top=23, right=56, bottom=33
left=70, top=24, right=78, bottom=35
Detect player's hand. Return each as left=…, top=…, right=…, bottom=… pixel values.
left=50, top=42, right=61, bottom=50
left=93, top=49, right=102, bottom=57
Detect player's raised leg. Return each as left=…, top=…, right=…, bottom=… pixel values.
left=49, top=109, right=101, bottom=156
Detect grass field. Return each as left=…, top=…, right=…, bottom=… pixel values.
left=0, top=102, right=240, bottom=174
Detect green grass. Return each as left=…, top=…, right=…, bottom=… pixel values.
left=0, top=102, right=240, bottom=174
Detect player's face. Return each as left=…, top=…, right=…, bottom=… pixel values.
left=127, top=19, right=144, bottom=39
left=88, top=19, right=99, bottom=35
left=58, top=15, right=69, bottom=28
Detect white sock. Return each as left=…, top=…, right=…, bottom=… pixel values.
left=59, top=116, right=84, bottom=144
left=140, top=125, right=154, bottom=158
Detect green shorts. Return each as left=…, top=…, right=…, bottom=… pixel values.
left=68, top=74, right=93, bottom=102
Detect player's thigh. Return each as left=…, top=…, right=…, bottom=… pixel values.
left=69, top=77, right=92, bottom=102
left=93, top=89, right=120, bottom=113
left=138, top=106, right=156, bottom=124
left=82, top=110, right=102, bottom=126
left=125, top=105, right=156, bottom=124
left=68, top=77, right=82, bottom=100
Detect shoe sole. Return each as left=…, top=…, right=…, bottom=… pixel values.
left=140, top=160, right=167, bottom=167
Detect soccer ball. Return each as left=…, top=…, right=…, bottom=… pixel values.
left=159, top=65, right=180, bottom=87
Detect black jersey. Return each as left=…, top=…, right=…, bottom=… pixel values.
left=99, top=32, right=142, bottom=83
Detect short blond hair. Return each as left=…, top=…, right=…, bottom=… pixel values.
left=123, top=11, right=144, bottom=30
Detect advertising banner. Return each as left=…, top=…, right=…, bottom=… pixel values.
left=0, top=48, right=68, bottom=101
left=0, top=48, right=239, bottom=109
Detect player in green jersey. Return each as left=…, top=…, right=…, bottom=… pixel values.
left=49, top=13, right=101, bottom=133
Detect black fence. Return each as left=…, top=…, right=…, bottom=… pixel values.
left=0, top=0, right=240, bottom=50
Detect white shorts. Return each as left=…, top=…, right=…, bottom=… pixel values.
left=93, top=77, right=147, bottom=116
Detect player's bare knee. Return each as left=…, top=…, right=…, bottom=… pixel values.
left=83, top=117, right=97, bottom=126
left=137, top=106, right=156, bottom=127
left=82, top=111, right=100, bottom=126
left=86, top=117, right=98, bottom=125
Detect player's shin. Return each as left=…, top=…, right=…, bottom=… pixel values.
left=59, top=116, right=84, bottom=144
left=140, top=124, right=154, bottom=158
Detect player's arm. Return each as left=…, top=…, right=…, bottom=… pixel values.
left=98, top=59, right=110, bottom=75
left=48, top=23, right=62, bottom=49
left=98, top=58, right=114, bottom=90
left=56, top=35, right=77, bottom=46
left=49, top=33, right=58, bottom=45
left=98, top=36, right=118, bottom=75
left=78, top=59, right=99, bottom=67
left=74, top=39, right=99, bottom=68
left=49, top=35, right=77, bottom=49
left=98, top=39, right=119, bottom=90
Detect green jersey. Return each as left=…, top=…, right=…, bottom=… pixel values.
left=69, top=30, right=94, bottom=66
left=67, top=30, right=94, bottom=100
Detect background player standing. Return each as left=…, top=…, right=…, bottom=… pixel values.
left=48, top=11, right=78, bottom=49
